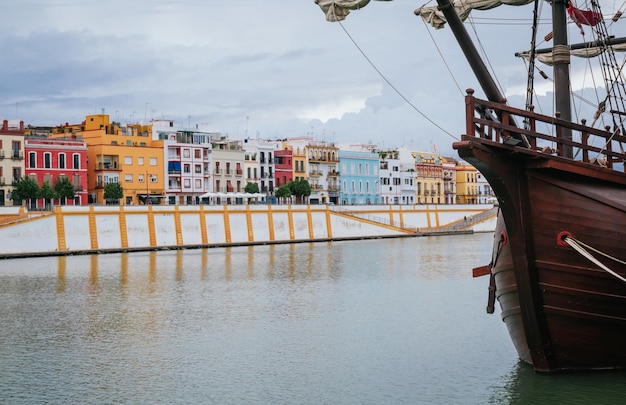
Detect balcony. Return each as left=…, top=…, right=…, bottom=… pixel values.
left=327, top=170, right=339, bottom=177
left=12, top=178, right=19, bottom=185
left=11, top=151, right=24, bottom=160
left=0, top=177, right=5, bottom=185
left=0, top=150, right=4, bottom=159
left=309, top=170, right=321, bottom=176
left=97, top=162, right=120, bottom=171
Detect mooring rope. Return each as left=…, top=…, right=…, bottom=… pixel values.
left=563, top=236, right=626, bottom=284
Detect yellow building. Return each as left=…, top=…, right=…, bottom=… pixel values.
left=413, top=152, right=444, bottom=204
left=455, top=161, right=480, bottom=204
left=292, top=146, right=307, bottom=182
left=51, top=114, right=165, bottom=205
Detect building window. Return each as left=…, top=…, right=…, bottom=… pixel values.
left=138, top=174, right=145, bottom=183
left=44, top=153, right=51, bottom=169
left=183, top=149, right=191, bottom=158
left=73, top=174, right=81, bottom=191
left=195, top=179, right=202, bottom=188
left=125, top=174, right=133, bottom=182
left=149, top=157, right=157, bottom=166
left=73, top=154, right=80, bottom=169
left=59, top=153, right=66, bottom=169
left=150, top=174, right=157, bottom=183
left=138, top=157, right=144, bottom=166
left=194, top=149, right=201, bottom=159
left=184, top=179, right=191, bottom=188
left=29, top=152, right=36, bottom=168
left=195, top=164, right=201, bottom=173
left=184, top=164, right=190, bottom=173
left=124, top=156, right=132, bottom=165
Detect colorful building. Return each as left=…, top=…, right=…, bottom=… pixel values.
left=274, top=147, right=293, bottom=188
left=212, top=137, right=245, bottom=199
left=455, top=160, right=480, bottom=204
left=413, top=151, right=444, bottom=204
left=152, top=120, right=213, bottom=205
left=378, top=147, right=416, bottom=205
left=51, top=114, right=165, bottom=205
left=0, top=120, right=25, bottom=206
left=339, top=148, right=380, bottom=205
left=24, top=135, right=88, bottom=207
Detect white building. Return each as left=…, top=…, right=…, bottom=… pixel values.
left=152, top=119, right=213, bottom=205
left=379, top=147, right=416, bottom=205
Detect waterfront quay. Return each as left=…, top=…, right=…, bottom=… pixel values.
left=0, top=203, right=496, bottom=258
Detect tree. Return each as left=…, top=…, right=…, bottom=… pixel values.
left=244, top=182, right=259, bottom=194
left=104, top=182, right=123, bottom=205
left=55, top=176, right=76, bottom=205
left=10, top=176, right=39, bottom=209
left=38, top=181, right=57, bottom=210
left=288, top=179, right=311, bottom=204
left=274, top=184, right=292, bottom=204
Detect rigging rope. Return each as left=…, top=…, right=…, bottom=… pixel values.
left=564, top=235, right=626, bottom=284
left=330, top=6, right=458, bottom=140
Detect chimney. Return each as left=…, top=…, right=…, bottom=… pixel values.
left=2, top=120, right=7, bottom=131
left=20, top=121, right=24, bottom=132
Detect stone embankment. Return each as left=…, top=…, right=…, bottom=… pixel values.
left=0, top=204, right=497, bottom=258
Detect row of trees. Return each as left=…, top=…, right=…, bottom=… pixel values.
left=11, top=177, right=312, bottom=208
left=244, top=179, right=312, bottom=204
left=10, top=176, right=125, bottom=208
left=11, top=176, right=76, bottom=209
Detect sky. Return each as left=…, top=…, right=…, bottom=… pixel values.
left=2, top=1, right=625, bottom=157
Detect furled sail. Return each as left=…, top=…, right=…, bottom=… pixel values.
left=315, top=0, right=390, bottom=22
left=315, top=0, right=534, bottom=27
left=416, top=0, right=534, bottom=29
left=516, top=37, right=626, bottom=65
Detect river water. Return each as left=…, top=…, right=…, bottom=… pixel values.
left=1, top=233, right=625, bottom=404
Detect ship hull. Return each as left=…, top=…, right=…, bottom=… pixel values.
left=458, top=138, right=626, bottom=372
left=455, top=93, right=626, bottom=371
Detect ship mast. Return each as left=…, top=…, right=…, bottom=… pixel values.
left=552, top=0, right=573, bottom=158
left=434, top=0, right=573, bottom=154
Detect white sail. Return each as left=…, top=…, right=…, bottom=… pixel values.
left=316, top=0, right=379, bottom=22
left=416, top=0, right=535, bottom=29
left=517, top=41, right=626, bottom=65
left=316, top=0, right=534, bottom=27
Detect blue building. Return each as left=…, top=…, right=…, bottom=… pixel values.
left=338, top=149, right=381, bottom=205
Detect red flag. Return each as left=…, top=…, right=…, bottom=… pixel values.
left=567, top=4, right=603, bottom=29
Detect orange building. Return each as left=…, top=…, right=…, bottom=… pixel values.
left=51, top=114, right=164, bottom=205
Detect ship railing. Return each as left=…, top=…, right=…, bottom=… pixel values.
left=465, top=90, right=626, bottom=171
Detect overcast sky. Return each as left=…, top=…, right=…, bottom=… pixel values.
left=2, top=1, right=624, bottom=157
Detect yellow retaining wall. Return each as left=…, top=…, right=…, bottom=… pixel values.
left=0, top=204, right=495, bottom=257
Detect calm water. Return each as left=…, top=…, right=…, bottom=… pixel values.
left=1, top=233, right=625, bottom=404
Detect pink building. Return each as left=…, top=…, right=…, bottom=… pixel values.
left=25, top=136, right=88, bottom=206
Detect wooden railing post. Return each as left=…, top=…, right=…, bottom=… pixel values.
left=528, top=105, right=537, bottom=149
left=581, top=119, right=589, bottom=163
left=555, top=112, right=563, bottom=157
left=465, top=89, right=476, bottom=137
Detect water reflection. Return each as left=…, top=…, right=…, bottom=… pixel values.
left=491, top=361, right=626, bottom=404
left=6, top=234, right=622, bottom=403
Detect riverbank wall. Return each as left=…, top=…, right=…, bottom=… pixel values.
left=0, top=204, right=496, bottom=258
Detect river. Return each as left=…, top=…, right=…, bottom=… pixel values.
left=1, top=233, right=625, bottom=404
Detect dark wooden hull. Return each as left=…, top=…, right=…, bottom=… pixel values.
left=459, top=139, right=626, bottom=372
left=456, top=95, right=626, bottom=372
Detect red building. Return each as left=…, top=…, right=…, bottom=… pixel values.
left=25, top=136, right=88, bottom=206
left=274, top=148, right=293, bottom=188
